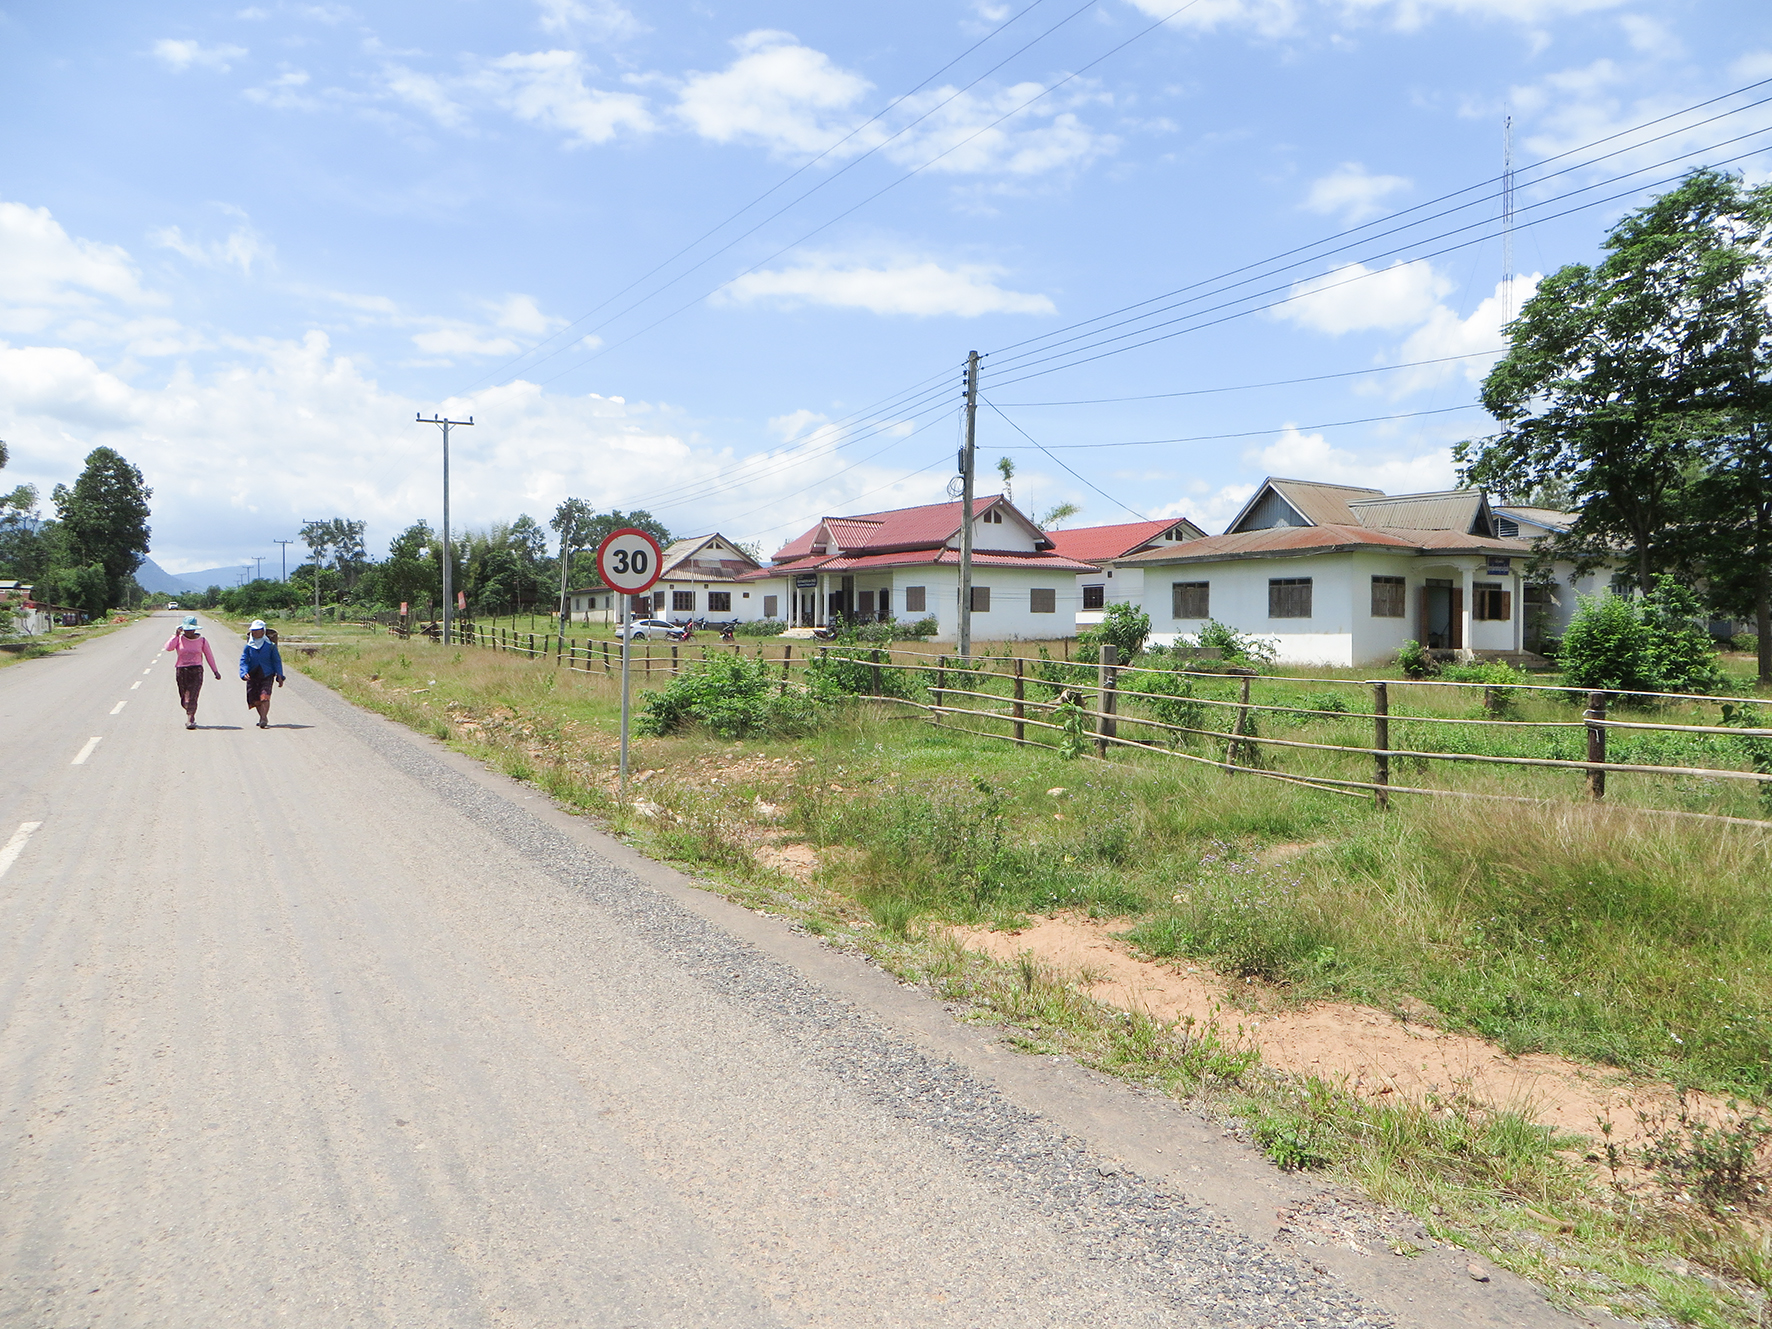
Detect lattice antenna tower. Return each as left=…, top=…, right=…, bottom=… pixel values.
left=1501, top=115, right=1516, bottom=323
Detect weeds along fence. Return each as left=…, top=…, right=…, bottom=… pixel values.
left=439, top=624, right=1772, bottom=829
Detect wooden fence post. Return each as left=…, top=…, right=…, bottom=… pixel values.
left=1013, top=655, right=1026, bottom=745
left=671, top=644, right=679, bottom=675
left=871, top=647, right=883, bottom=696
left=780, top=644, right=792, bottom=694
left=602, top=640, right=611, bottom=674
left=1372, top=680, right=1390, bottom=810
left=934, top=655, right=947, bottom=723
left=1226, top=671, right=1254, bottom=770
left=1586, top=691, right=1608, bottom=801
left=1096, top=643, right=1119, bottom=757
left=556, top=633, right=563, bottom=663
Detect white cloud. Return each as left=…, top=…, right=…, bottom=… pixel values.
left=477, top=50, right=653, bottom=145
left=1302, top=163, right=1411, bottom=224
left=1123, top=0, right=1624, bottom=35
left=410, top=328, right=521, bottom=357
left=1619, top=14, right=1680, bottom=56
left=1250, top=425, right=1457, bottom=492
left=244, top=69, right=317, bottom=110
left=1733, top=50, right=1772, bottom=81
left=717, top=255, right=1056, bottom=318
left=381, top=64, right=467, bottom=127
left=151, top=39, right=249, bottom=72
left=674, top=31, right=872, bottom=156
left=1275, top=259, right=1452, bottom=335
left=150, top=211, right=272, bottom=276
left=0, top=200, right=158, bottom=338
left=768, top=409, right=830, bottom=443
left=535, top=0, right=644, bottom=41
left=672, top=32, right=1115, bottom=176
left=488, top=294, right=564, bottom=336
left=1372, top=274, right=1541, bottom=396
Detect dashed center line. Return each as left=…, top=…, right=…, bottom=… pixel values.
left=130, top=681, right=141, bottom=690
left=72, top=737, right=102, bottom=765
left=110, top=700, right=127, bottom=715
left=0, top=822, right=43, bottom=881
left=141, top=669, right=151, bottom=676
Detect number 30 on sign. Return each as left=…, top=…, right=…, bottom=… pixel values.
left=596, top=527, right=665, bottom=595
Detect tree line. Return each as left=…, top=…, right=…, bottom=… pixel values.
left=190, top=503, right=679, bottom=621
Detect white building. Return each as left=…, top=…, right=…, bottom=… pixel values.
left=1116, top=478, right=1592, bottom=667
left=566, top=533, right=772, bottom=625
left=1044, top=518, right=1205, bottom=631
left=740, top=495, right=1099, bottom=642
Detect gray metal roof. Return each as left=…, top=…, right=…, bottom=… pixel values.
left=1226, top=477, right=1384, bottom=532
left=1346, top=489, right=1491, bottom=534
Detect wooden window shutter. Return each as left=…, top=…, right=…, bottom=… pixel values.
left=1499, top=590, right=1512, bottom=620
left=1450, top=588, right=1464, bottom=649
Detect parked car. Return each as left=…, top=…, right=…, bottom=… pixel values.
left=619, top=618, right=686, bottom=641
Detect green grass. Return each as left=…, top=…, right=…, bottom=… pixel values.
left=282, top=624, right=1772, bottom=1328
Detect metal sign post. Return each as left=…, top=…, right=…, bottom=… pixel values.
left=595, top=527, right=665, bottom=800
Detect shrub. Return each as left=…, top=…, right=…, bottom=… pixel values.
left=1030, top=644, right=1093, bottom=698
left=1559, top=577, right=1723, bottom=696
left=843, top=616, right=937, bottom=643
left=1084, top=600, right=1151, bottom=661
left=636, top=654, right=822, bottom=738
left=1396, top=639, right=1435, bottom=679
left=1191, top=619, right=1278, bottom=666
left=1135, top=665, right=1206, bottom=743
left=804, top=645, right=919, bottom=699
left=734, top=619, right=787, bottom=637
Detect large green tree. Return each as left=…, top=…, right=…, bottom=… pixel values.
left=51, top=447, right=151, bottom=609
left=1457, top=169, right=1772, bottom=678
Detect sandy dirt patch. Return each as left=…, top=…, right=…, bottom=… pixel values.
left=950, top=913, right=1693, bottom=1148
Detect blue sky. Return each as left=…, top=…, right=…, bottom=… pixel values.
left=2, top=0, right=1768, bottom=574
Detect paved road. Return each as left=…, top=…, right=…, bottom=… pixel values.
left=0, top=616, right=1588, bottom=1328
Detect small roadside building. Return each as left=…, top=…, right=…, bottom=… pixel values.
left=741, top=495, right=1099, bottom=641
left=1044, top=518, right=1205, bottom=631
left=1114, top=477, right=1593, bottom=667
left=565, top=533, right=768, bottom=625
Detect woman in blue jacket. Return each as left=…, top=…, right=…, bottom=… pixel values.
left=240, top=620, right=285, bottom=729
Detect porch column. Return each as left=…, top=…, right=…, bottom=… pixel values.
left=1458, top=564, right=1474, bottom=661
left=1512, top=570, right=1523, bottom=653
left=816, top=574, right=827, bottom=626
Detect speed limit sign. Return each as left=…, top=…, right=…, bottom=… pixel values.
left=596, top=527, right=664, bottom=595
left=598, top=526, right=665, bottom=801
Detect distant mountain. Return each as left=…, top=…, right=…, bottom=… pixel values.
left=134, top=558, right=197, bottom=595
left=134, top=559, right=262, bottom=596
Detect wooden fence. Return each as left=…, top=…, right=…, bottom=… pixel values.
left=441, top=624, right=1772, bottom=830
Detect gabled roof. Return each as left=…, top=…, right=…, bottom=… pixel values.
left=769, top=494, right=1054, bottom=565
left=1345, top=490, right=1493, bottom=536
left=1116, top=523, right=1536, bottom=567
left=1045, top=517, right=1204, bottom=564
left=1226, top=478, right=1385, bottom=533
left=739, top=548, right=1101, bottom=579
left=1494, top=505, right=1574, bottom=534
left=656, top=532, right=761, bottom=582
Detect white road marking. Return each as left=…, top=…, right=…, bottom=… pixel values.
left=72, top=737, right=101, bottom=765
left=110, top=700, right=127, bottom=715
left=0, top=822, right=42, bottom=881
left=142, top=669, right=152, bottom=675
left=130, top=681, right=141, bottom=690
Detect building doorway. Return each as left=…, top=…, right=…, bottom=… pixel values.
left=1421, top=579, right=1463, bottom=650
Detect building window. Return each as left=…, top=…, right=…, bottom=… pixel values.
left=859, top=590, right=875, bottom=617
left=970, top=586, right=991, bottom=612
left=878, top=589, right=890, bottom=617
left=708, top=591, right=731, bottom=612
left=981, top=509, right=1003, bottom=524
left=1082, top=584, right=1105, bottom=610
left=1171, top=582, right=1209, bottom=619
left=1269, top=578, right=1312, bottom=618
left=1030, top=588, right=1056, bottom=613
left=763, top=595, right=777, bottom=618
left=1370, top=575, right=1406, bottom=617
left=1473, top=582, right=1511, bottom=621
left=1496, top=517, right=1520, bottom=538
left=905, top=586, right=926, bottom=613
left=672, top=590, right=695, bottom=611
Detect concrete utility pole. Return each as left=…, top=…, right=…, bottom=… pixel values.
left=417, top=413, right=474, bottom=645
left=274, top=539, right=294, bottom=582
left=958, top=350, right=979, bottom=660
left=251, top=556, right=265, bottom=583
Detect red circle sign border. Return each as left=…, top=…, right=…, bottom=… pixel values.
left=595, top=527, right=666, bottom=595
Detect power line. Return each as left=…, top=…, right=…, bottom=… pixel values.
left=524, top=0, right=1208, bottom=391
left=992, top=403, right=1484, bottom=450
left=454, top=0, right=1087, bottom=395
left=982, top=398, right=1147, bottom=520
left=995, top=348, right=1507, bottom=405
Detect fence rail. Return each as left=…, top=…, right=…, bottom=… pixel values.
left=429, top=623, right=1772, bottom=830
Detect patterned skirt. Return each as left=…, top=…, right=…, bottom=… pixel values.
left=245, top=669, right=276, bottom=707
left=176, top=665, right=204, bottom=711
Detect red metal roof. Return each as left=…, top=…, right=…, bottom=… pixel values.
left=740, top=547, right=1100, bottom=578
left=770, top=495, right=1022, bottom=563
left=1045, top=519, right=1198, bottom=564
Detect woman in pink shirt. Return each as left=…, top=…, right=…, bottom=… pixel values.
left=164, top=615, right=222, bottom=729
